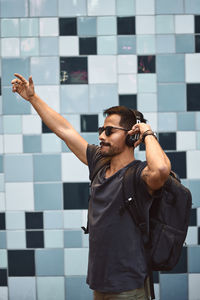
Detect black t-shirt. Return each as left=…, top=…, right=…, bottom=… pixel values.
left=86, top=144, right=152, bottom=293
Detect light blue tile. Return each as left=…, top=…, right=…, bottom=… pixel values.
left=44, top=230, right=63, bottom=248
left=39, top=37, right=58, bottom=55
left=31, top=57, right=59, bottom=85
left=2, top=58, right=29, bottom=86
left=196, top=112, right=200, bottom=130
left=8, top=277, right=36, bottom=300
left=4, top=155, right=33, bottom=182
left=118, top=36, right=136, bottom=54
left=20, top=18, right=39, bottom=37
left=0, top=175, right=4, bottom=192
left=158, top=83, right=186, bottom=112
left=156, top=15, right=174, bottom=34
left=137, top=35, right=156, bottom=54
left=78, top=17, right=97, bottom=36
left=97, top=36, right=117, bottom=55
left=156, top=0, right=184, bottom=14
left=0, top=156, right=3, bottom=173
left=44, top=211, right=63, bottom=229
left=58, top=0, right=87, bottom=17
left=64, top=248, right=88, bottom=275
left=185, top=0, right=200, bottom=14
left=3, top=116, right=22, bottom=134
left=89, top=84, right=118, bottom=113
left=1, top=19, right=19, bottom=37
left=20, top=38, right=39, bottom=56
left=158, top=112, right=177, bottom=132
left=0, top=117, right=2, bottom=134
left=188, top=180, right=200, bottom=208
left=82, top=232, right=89, bottom=247
left=176, top=35, right=195, bottom=53
left=138, top=94, right=157, bottom=112
left=65, top=276, right=93, bottom=300
left=0, top=231, right=6, bottom=249
left=80, top=133, right=99, bottom=146
left=61, top=141, right=71, bottom=152
left=157, top=54, right=185, bottom=83
left=156, top=35, right=175, bottom=53
left=23, top=135, right=41, bottom=153
left=0, top=250, right=7, bottom=268
left=30, top=0, right=58, bottom=17
left=33, top=154, right=61, bottom=181
left=37, top=277, right=64, bottom=300
left=97, top=16, right=116, bottom=35
left=138, top=74, right=157, bottom=93
left=160, top=274, right=188, bottom=300
left=36, top=249, right=64, bottom=276
left=41, top=134, right=61, bottom=153
left=7, top=231, right=26, bottom=249
left=64, top=230, right=82, bottom=248
left=177, top=112, right=196, bottom=131
left=197, top=132, right=200, bottom=150
left=34, top=183, right=63, bottom=210
left=188, top=246, right=200, bottom=272
left=60, top=85, right=89, bottom=114
left=6, top=212, right=25, bottom=230
left=62, top=114, right=80, bottom=132
left=0, top=0, right=28, bottom=18
left=116, top=0, right=136, bottom=15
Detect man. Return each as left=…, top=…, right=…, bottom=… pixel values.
left=12, top=74, right=171, bottom=300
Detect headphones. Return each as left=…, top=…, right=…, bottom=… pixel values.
left=125, top=109, right=141, bottom=147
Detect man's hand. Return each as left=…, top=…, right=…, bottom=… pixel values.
left=11, top=73, right=35, bottom=101
left=128, top=123, right=152, bottom=148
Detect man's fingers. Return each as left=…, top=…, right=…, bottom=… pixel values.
left=14, top=73, right=27, bottom=83
left=29, top=76, right=34, bottom=86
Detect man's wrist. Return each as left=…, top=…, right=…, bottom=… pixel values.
left=141, top=130, right=157, bottom=143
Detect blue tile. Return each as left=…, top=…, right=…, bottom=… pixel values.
left=20, top=18, right=39, bottom=37
left=0, top=0, right=28, bottom=17
left=3, top=116, right=22, bottom=134
left=176, top=35, right=195, bottom=53
left=33, top=154, right=61, bottom=181
left=0, top=250, right=7, bottom=268
left=1, top=19, right=19, bottom=37
left=177, top=112, right=196, bottom=131
left=80, top=133, right=99, bottom=146
left=65, top=276, right=93, bottom=300
left=188, top=180, right=200, bottom=208
left=21, top=38, right=39, bottom=56
left=34, top=183, right=63, bottom=210
left=0, top=155, right=3, bottom=173
left=97, top=36, right=117, bottom=55
left=64, top=230, right=82, bottom=248
left=23, top=135, right=41, bottom=153
left=138, top=74, right=157, bottom=93
left=8, top=277, right=36, bottom=300
left=137, top=35, right=156, bottom=54
left=4, top=155, right=33, bottom=182
left=7, top=231, right=26, bottom=249
left=35, top=249, right=64, bottom=276
left=156, top=35, right=175, bottom=53
left=44, top=230, right=63, bottom=248
left=156, top=0, right=184, bottom=14
left=39, top=37, right=58, bottom=55
left=89, top=84, right=118, bottom=112
left=77, top=17, right=97, bottom=36
left=2, top=58, right=29, bottom=86
left=158, top=112, right=177, bottom=132
left=44, top=211, right=63, bottom=229
left=156, top=15, right=174, bottom=34
left=58, top=0, right=87, bottom=17
left=157, top=54, right=185, bottom=83
left=116, top=0, right=136, bottom=15
left=118, top=36, right=136, bottom=54
left=31, top=57, right=59, bottom=85
left=0, top=231, right=6, bottom=249
left=188, top=246, right=200, bottom=272
left=3, top=87, right=31, bottom=115
left=6, top=212, right=25, bottom=230
left=185, top=0, right=200, bottom=14
left=158, top=83, right=186, bottom=112
left=97, top=16, right=117, bottom=35
left=160, top=274, right=188, bottom=300
left=37, top=277, right=64, bottom=300
left=30, top=0, right=58, bottom=17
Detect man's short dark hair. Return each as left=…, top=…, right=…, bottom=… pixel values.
left=104, top=106, right=146, bottom=130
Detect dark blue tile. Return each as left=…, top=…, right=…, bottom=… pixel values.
left=187, top=84, right=200, bottom=111
left=0, top=269, right=7, bottom=286
left=81, top=115, right=98, bottom=132
left=79, top=37, right=97, bottom=55
left=60, top=57, right=88, bottom=84
left=158, top=132, right=176, bottom=150
left=0, top=213, right=5, bottom=230
left=59, top=18, right=77, bottom=36
left=138, top=56, right=156, bottom=73
left=119, top=95, right=137, bottom=109
left=26, top=231, right=44, bottom=248
left=189, top=209, right=197, bottom=226
left=166, top=151, right=186, bottom=179
left=8, top=250, right=35, bottom=276
left=117, top=17, right=135, bottom=35
left=25, top=212, right=43, bottom=229
left=162, top=247, right=187, bottom=274
left=63, top=182, right=89, bottom=209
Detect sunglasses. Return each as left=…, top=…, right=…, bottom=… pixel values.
left=98, top=126, right=129, bottom=136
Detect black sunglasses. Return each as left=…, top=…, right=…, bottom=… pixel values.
left=98, top=126, right=129, bottom=136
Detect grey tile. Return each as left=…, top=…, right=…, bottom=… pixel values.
left=0, top=0, right=28, bottom=17
left=157, top=54, right=185, bottom=82
left=118, top=36, right=136, bottom=54
left=30, top=0, right=58, bottom=17
left=188, top=180, right=200, bottom=208
left=34, top=183, right=63, bottom=210
left=35, top=249, right=64, bottom=276
left=2, top=58, right=29, bottom=86
left=188, top=246, right=200, bottom=272
left=33, top=154, right=61, bottom=181
left=44, top=211, right=63, bottom=229
left=58, top=0, right=87, bottom=16
left=60, top=85, right=89, bottom=113
left=5, top=155, right=33, bottom=182
left=31, top=57, right=59, bottom=85
left=39, top=37, right=58, bottom=55
left=158, top=83, right=186, bottom=112
left=0, top=231, right=6, bottom=249
left=65, top=276, right=93, bottom=300
left=155, top=0, right=184, bottom=14
left=64, top=230, right=82, bottom=248
left=177, top=112, right=196, bottom=131
left=77, top=17, right=97, bottom=36
left=89, top=84, right=118, bottom=112
left=37, top=277, right=64, bottom=300
left=160, top=274, right=188, bottom=300
left=156, top=35, right=175, bottom=53
left=185, top=0, right=200, bottom=13
left=23, top=135, right=41, bottom=153
left=176, top=35, right=195, bottom=53
left=2, top=87, right=31, bottom=115
left=9, top=277, right=36, bottom=300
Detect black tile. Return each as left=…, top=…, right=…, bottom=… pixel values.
left=166, top=151, right=186, bottom=179
left=59, top=18, right=77, bottom=36
left=26, top=231, right=44, bottom=248
left=0, top=269, right=7, bottom=286
left=64, top=182, right=90, bottom=209
left=195, top=35, right=200, bottom=52
left=42, top=121, right=53, bottom=134
left=25, top=212, right=43, bottom=229
left=0, top=213, right=5, bottom=230
left=158, top=133, right=176, bottom=151
left=187, top=84, right=200, bottom=111
left=138, top=55, right=156, bottom=73
left=189, top=208, right=197, bottom=226
left=153, top=271, right=159, bottom=283
left=117, top=17, right=135, bottom=35
left=161, top=246, right=187, bottom=274
left=81, top=114, right=98, bottom=132
left=60, top=57, right=88, bottom=84
left=8, top=250, right=35, bottom=276
left=79, top=37, right=97, bottom=55
left=195, top=15, right=200, bottom=33
left=119, top=95, right=137, bottom=109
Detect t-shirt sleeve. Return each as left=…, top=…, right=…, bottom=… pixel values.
left=86, top=144, right=102, bottom=180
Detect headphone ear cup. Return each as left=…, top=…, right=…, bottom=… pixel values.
left=125, top=135, right=136, bottom=147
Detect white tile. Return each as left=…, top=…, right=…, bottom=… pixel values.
left=61, top=153, right=89, bottom=182
left=7, top=231, right=26, bottom=249
left=187, top=151, right=200, bottom=179
left=138, top=93, right=157, bottom=112
left=143, top=112, right=157, bottom=132
left=136, top=0, right=155, bottom=15
left=88, top=55, right=117, bottom=84
left=136, top=16, right=155, bottom=34
left=39, top=18, right=58, bottom=36
left=117, top=55, right=137, bottom=74
left=0, top=135, right=3, bottom=153
left=0, top=287, right=8, bottom=300
left=42, top=134, right=62, bottom=153
left=186, top=54, right=200, bottom=83
left=138, top=74, right=157, bottom=93
left=177, top=131, right=196, bottom=151
left=188, top=274, right=200, bottom=300
left=175, top=15, right=194, bottom=34
left=59, top=36, right=79, bottom=56
left=32, top=85, right=60, bottom=114
left=5, top=182, right=34, bottom=211
left=185, top=227, right=198, bottom=245
left=0, top=174, right=4, bottom=192
left=1, top=38, right=20, bottom=57
left=64, top=248, right=88, bottom=275
left=62, top=114, right=80, bottom=132
left=22, top=115, right=41, bottom=134
left=88, top=0, right=115, bottom=16
left=118, top=74, right=137, bottom=94
left=4, top=134, right=23, bottom=153
left=0, top=193, right=6, bottom=211
left=197, top=208, right=200, bottom=226
left=63, top=210, right=83, bottom=229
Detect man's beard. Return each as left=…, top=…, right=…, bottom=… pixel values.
left=100, top=142, right=122, bottom=157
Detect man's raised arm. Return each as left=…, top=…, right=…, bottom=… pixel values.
left=11, top=73, right=88, bottom=165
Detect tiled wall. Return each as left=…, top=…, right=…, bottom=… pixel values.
left=0, top=0, right=200, bottom=299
